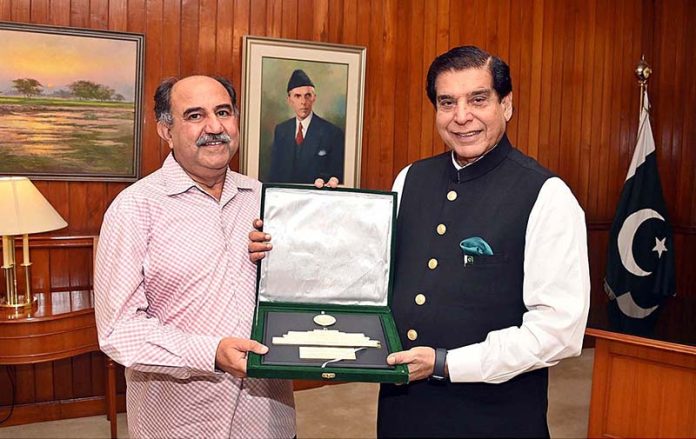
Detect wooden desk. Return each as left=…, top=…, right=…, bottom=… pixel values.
left=0, top=289, right=118, bottom=438
left=586, top=328, right=696, bottom=438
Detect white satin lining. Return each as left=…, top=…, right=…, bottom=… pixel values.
left=258, top=187, right=393, bottom=306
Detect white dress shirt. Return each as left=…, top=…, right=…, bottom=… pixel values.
left=296, top=112, right=314, bottom=136
left=391, top=151, right=590, bottom=384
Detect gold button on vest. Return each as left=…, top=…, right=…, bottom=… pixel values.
left=447, top=190, right=457, bottom=201
left=415, top=294, right=426, bottom=305
left=436, top=224, right=447, bottom=235
left=407, top=329, right=418, bottom=341
left=428, top=258, right=438, bottom=269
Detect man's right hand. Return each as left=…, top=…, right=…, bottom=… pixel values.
left=215, top=337, right=268, bottom=378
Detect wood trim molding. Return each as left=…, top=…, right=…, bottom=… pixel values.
left=26, top=236, right=97, bottom=249
left=586, top=222, right=696, bottom=234
left=0, top=395, right=125, bottom=428
left=585, top=328, right=696, bottom=355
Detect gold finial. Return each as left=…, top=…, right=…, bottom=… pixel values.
left=635, top=55, right=652, bottom=84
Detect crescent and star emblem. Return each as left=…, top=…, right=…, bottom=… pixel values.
left=615, top=208, right=668, bottom=318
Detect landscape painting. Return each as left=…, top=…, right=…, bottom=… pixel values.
left=0, top=23, right=144, bottom=181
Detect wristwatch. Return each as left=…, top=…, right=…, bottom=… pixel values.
left=430, top=348, right=448, bottom=382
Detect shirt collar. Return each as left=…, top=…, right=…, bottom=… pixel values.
left=451, top=148, right=487, bottom=171
left=162, top=153, right=254, bottom=201
left=448, top=134, right=512, bottom=183
left=297, top=112, right=314, bottom=130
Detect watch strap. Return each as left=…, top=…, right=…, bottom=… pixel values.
left=431, top=347, right=447, bottom=381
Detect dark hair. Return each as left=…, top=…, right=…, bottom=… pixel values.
left=425, top=46, right=512, bottom=106
left=154, top=76, right=238, bottom=125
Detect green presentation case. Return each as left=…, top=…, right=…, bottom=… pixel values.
left=247, top=184, right=409, bottom=384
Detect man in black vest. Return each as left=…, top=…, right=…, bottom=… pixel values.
left=268, top=69, right=345, bottom=184
left=250, top=46, right=590, bottom=438
left=376, top=46, right=590, bottom=437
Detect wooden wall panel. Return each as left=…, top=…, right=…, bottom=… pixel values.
left=0, top=0, right=694, bottom=425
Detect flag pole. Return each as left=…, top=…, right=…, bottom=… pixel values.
left=635, top=55, right=652, bottom=115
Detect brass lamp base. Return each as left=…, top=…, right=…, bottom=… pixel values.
left=2, top=252, right=35, bottom=309
left=0, top=295, right=37, bottom=308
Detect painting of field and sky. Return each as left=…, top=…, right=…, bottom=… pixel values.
left=0, top=23, right=143, bottom=181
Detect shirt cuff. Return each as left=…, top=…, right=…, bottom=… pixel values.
left=446, top=343, right=484, bottom=383
left=186, top=334, right=224, bottom=373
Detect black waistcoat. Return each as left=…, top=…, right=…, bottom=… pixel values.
left=378, top=136, right=555, bottom=438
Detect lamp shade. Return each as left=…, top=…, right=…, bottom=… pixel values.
left=0, top=177, right=68, bottom=235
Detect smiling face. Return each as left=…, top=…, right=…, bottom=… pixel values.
left=287, top=85, right=316, bottom=120
left=156, top=76, right=239, bottom=186
left=434, top=67, right=512, bottom=165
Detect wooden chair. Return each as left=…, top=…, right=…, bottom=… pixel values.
left=105, top=358, right=118, bottom=438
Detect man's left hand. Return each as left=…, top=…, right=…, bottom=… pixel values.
left=314, top=177, right=340, bottom=188
left=386, top=346, right=436, bottom=382
left=247, top=177, right=339, bottom=263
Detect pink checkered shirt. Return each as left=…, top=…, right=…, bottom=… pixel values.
left=95, top=154, right=295, bottom=438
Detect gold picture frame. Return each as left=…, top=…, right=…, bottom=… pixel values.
left=241, top=36, right=366, bottom=188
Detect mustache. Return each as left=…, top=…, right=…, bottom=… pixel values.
left=196, top=133, right=231, bottom=147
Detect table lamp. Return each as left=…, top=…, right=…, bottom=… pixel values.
left=0, top=177, right=68, bottom=308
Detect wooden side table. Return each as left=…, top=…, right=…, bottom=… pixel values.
left=586, top=328, right=696, bottom=438
left=0, top=289, right=118, bottom=438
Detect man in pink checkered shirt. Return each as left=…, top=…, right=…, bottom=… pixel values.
left=95, top=75, right=295, bottom=438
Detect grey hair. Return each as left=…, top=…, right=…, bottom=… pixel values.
left=158, top=112, right=174, bottom=125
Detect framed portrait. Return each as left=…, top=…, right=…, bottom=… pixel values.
left=0, top=22, right=144, bottom=182
left=241, top=36, right=366, bottom=187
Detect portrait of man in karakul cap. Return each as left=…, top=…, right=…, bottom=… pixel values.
left=268, top=69, right=345, bottom=184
